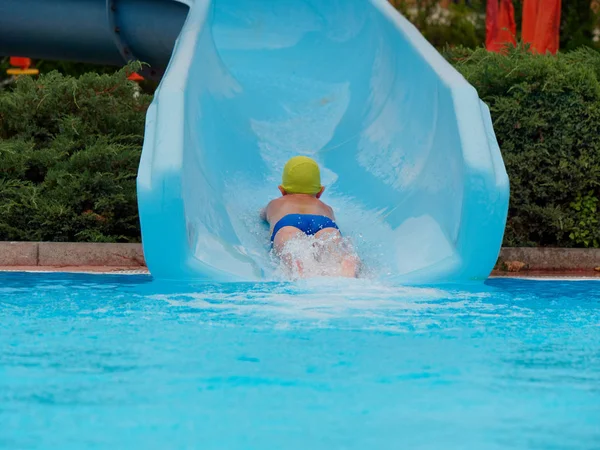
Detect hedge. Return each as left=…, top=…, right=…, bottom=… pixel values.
left=2, top=47, right=600, bottom=247
left=0, top=64, right=151, bottom=242
left=391, top=0, right=486, bottom=50
left=447, top=45, right=600, bottom=247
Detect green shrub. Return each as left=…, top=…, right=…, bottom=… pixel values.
left=392, top=0, right=485, bottom=50
left=569, top=191, right=599, bottom=247
left=4, top=47, right=600, bottom=249
left=560, top=0, right=599, bottom=52
left=0, top=64, right=150, bottom=242
left=449, top=45, right=600, bottom=247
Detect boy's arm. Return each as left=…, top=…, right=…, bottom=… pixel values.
left=327, top=205, right=336, bottom=221
left=260, top=200, right=272, bottom=222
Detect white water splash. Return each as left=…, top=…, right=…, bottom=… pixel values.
left=270, top=232, right=361, bottom=280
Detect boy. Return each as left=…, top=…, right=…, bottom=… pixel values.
left=261, top=156, right=359, bottom=278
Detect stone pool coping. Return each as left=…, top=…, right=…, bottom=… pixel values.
left=0, top=266, right=149, bottom=274
left=0, top=242, right=145, bottom=269
left=0, top=242, right=599, bottom=278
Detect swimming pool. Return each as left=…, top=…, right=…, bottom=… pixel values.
left=1, top=272, right=598, bottom=449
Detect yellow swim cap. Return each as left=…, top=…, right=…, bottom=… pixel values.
left=281, top=156, right=322, bottom=195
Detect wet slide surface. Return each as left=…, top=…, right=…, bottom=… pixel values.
left=0, top=0, right=508, bottom=283
left=138, top=0, right=509, bottom=283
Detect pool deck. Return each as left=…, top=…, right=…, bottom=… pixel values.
left=0, top=266, right=597, bottom=279
left=0, top=265, right=149, bottom=274
left=490, top=270, right=600, bottom=279
left=0, top=242, right=599, bottom=279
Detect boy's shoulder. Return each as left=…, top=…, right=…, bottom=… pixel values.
left=268, top=196, right=286, bottom=207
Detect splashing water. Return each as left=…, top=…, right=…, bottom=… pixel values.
left=270, top=232, right=361, bottom=280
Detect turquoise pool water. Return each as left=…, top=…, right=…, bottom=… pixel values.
left=1, top=273, right=599, bottom=449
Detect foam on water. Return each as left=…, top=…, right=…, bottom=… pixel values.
left=140, top=275, right=539, bottom=335
left=268, top=231, right=362, bottom=279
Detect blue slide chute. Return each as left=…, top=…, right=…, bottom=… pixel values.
left=138, top=0, right=509, bottom=283
left=0, top=0, right=509, bottom=283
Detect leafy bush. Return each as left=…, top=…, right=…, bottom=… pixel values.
left=391, top=0, right=485, bottom=49
left=3, top=46, right=600, bottom=249
left=448, top=45, right=600, bottom=247
left=0, top=64, right=150, bottom=242
left=559, top=0, right=599, bottom=52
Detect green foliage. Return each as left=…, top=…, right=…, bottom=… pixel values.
left=0, top=63, right=150, bottom=242
left=1, top=56, right=116, bottom=84
left=568, top=191, right=599, bottom=248
left=450, top=45, right=600, bottom=247
left=560, top=0, right=599, bottom=52
left=392, top=0, right=485, bottom=50
left=4, top=40, right=600, bottom=249
left=426, top=4, right=485, bottom=49
left=34, top=60, right=117, bottom=77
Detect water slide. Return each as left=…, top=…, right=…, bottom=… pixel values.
left=1, top=0, right=509, bottom=284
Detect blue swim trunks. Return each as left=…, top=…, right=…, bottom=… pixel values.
left=271, top=214, right=339, bottom=243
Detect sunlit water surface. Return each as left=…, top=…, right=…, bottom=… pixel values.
left=1, top=272, right=599, bottom=449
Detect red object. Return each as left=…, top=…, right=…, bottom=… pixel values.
left=521, top=0, right=539, bottom=45
left=127, top=72, right=144, bottom=82
left=486, top=0, right=516, bottom=52
left=521, top=0, right=561, bottom=54
left=498, top=0, right=517, bottom=46
left=533, top=0, right=561, bottom=54
left=9, top=57, right=32, bottom=70
left=485, top=0, right=500, bottom=51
